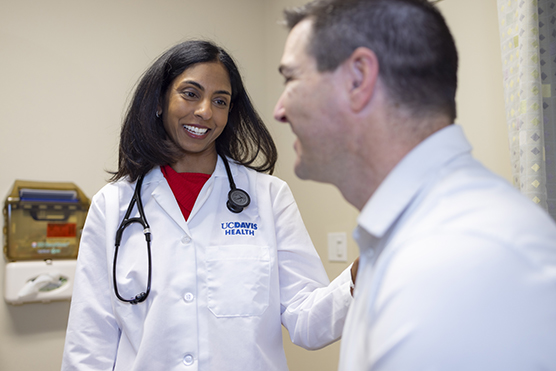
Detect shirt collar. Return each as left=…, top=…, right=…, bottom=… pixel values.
left=214, top=154, right=239, bottom=179
left=357, top=124, right=472, bottom=239
left=142, top=154, right=235, bottom=184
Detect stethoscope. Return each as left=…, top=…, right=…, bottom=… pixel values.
left=113, top=154, right=250, bottom=304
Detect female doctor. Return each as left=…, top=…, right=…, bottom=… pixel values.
left=61, top=40, right=356, bottom=371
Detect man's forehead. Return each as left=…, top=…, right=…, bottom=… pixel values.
left=279, top=19, right=315, bottom=73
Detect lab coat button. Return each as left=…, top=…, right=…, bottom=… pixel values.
left=181, top=235, right=191, bottom=244
left=183, top=354, right=194, bottom=366
left=184, top=292, right=194, bottom=302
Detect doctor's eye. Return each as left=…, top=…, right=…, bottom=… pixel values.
left=180, top=90, right=199, bottom=100
left=214, top=98, right=229, bottom=107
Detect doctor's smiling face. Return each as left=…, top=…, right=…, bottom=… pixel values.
left=160, top=62, right=232, bottom=173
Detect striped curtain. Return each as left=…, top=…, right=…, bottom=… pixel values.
left=498, top=0, right=556, bottom=219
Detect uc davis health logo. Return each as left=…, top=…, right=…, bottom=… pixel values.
left=221, top=221, right=257, bottom=236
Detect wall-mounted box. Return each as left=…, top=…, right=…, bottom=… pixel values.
left=3, top=180, right=90, bottom=304
left=3, top=180, right=90, bottom=262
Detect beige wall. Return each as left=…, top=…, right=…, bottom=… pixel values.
left=0, top=0, right=507, bottom=370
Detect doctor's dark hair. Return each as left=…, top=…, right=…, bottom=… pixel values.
left=283, top=0, right=458, bottom=121
left=111, top=40, right=277, bottom=182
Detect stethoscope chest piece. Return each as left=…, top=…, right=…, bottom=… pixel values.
left=227, top=188, right=250, bottom=213
left=221, top=153, right=250, bottom=213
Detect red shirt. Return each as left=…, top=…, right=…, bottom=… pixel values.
left=161, top=165, right=211, bottom=221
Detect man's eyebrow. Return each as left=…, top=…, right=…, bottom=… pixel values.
left=181, top=79, right=231, bottom=96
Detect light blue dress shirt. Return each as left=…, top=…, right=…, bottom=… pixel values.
left=339, top=124, right=556, bottom=371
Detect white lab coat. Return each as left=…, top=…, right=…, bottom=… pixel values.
left=62, top=156, right=353, bottom=371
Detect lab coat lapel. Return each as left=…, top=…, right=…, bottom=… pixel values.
left=187, top=156, right=224, bottom=221
left=149, top=169, right=189, bottom=234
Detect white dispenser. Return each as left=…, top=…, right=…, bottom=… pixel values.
left=3, top=180, right=89, bottom=304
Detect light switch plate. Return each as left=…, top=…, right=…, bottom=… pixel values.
left=328, top=232, right=348, bottom=262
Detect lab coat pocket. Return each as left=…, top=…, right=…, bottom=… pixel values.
left=206, top=245, right=270, bottom=317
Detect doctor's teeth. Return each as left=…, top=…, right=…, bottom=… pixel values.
left=184, top=125, right=208, bottom=135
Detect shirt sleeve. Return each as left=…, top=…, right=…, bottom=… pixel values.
left=273, top=182, right=353, bottom=350
left=61, top=190, right=120, bottom=370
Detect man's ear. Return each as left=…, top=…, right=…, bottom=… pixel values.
left=344, top=47, right=379, bottom=113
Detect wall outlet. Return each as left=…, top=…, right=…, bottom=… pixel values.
left=328, top=232, right=348, bottom=262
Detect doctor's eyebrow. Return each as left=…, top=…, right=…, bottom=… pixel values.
left=180, top=79, right=232, bottom=96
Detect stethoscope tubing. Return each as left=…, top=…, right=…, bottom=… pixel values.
left=113, top=154, right=249, bottom=304
left=113, top=174, right=152, bottom=304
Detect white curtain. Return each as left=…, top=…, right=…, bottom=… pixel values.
left=498, top=0, right=556, bottom=219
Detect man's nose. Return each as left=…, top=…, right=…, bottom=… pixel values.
left=273, top=94, right=287, bottom=123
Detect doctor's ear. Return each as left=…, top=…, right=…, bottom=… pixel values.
left=156, top=104, right=163, bottom=119
left=345, top=47, right=379, bottom=112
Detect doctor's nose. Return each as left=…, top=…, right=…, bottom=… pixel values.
left=194, top=99, right=213, bottom=120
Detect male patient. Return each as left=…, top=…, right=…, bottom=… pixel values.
left=274, top=0, right=556, bottom=369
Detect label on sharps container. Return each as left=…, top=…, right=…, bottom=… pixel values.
left=47, top=223, right=76, bottom=238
